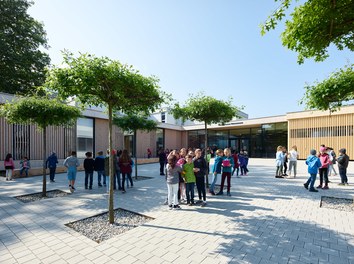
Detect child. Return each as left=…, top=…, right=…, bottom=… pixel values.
left=63, top=151, right=80, bottom=191
left=193, top=149, right=207, bottom=206
left=288, top=145, right=298, bottom=178
left=209, top=149, right=223, bottom=195
left=84, top=152, right=95, bottom=189
left=217, top=148, right=235, bottom=196
left=231, top=150, right=240, bottom=177
left=304, top=149, right=322, bottom=192
left=4, top=153, right=15, bottom=181
left=166, top=154, right=182, bottom=210
left=177, top=148, right=187, bottom=203
left=318, top=146, right=330, bottom=189
left=119, top=149, right=133, bottom=193
left=337, top=148, right=349, bottom=185
left=182, top=154, right=197, bottom=205
left=242, top=150, right=249, bottom=175
left=275, top=146, right=284, bottom=178
left=19, top=156, right=31, bottom=177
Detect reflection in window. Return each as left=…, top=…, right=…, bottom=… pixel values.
left=77, top=117, right=94, bottom=158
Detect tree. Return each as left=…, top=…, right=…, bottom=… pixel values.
left=261, top=0, right=354, bottom=111
left=113, top=114, right=157, bottom=179
left=171, top=93, right=241, bottom=186
left=0, top=0, right=50, bottom=94
left=261, top=0, right=354, bottom=64
left=300, top=64, right=354, bottom=112
left=0, top=96, right=81, bottom=196
left=46, top=52, right=166, bottom=223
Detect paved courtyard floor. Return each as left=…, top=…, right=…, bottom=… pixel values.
left=1, top=158, right=354, bottom=264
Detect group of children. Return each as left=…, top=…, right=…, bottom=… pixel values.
left=304, top=145, right=349, bottom=192
left=63, top=149, right=134, bottom=193
left=275, top=145, right=299, bottom=178
left=165, top=147, right=249, bottom=210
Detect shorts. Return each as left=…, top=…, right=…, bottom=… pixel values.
left=67, top=167, right=77, bottom=181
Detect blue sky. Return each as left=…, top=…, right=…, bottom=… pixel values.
left=29, top=0, right=353, bottom=118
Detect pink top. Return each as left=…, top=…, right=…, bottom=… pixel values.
left=319, top=153, right=330, bottom=168
left=4, top=159, right=15, bottom=169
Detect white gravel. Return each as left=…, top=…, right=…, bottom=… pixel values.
left=321, top=196, right=354, bottom=212
left=66, top=208, right=153, bottom=243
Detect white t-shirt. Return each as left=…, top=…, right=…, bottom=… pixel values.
left=289, top=150, right=298, bottom=161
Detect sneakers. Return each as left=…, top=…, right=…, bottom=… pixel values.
left=201, top=201, right=207, bottom=207
left=188, top=202, right=195, bottom=206
left=227, top=192, right=231, bottom=196
left=317, top=184, right=322, bottom=188
left=173, top=205, right=181, bottom=210
left=50, top=179, right=55, bottom=182
left=275, top=175, right=284, bottom=178
left=309, top=188, right=318, bottom=192
left=98, top=183, right=102, bottom=187
left=196, top=200, right=203, bottom=204
left=322, top=186, right=329, bottom=190
left=85, top=186, right=88, bottom=189
left=89, top=187, right=92, bottom=190
left=168, top=205, right=173, bottom=210
left=216, top=192, right=224, bottom=195
left=303, top=183, right=309, bottom=189
left=71, top=186, right=76, bottom=190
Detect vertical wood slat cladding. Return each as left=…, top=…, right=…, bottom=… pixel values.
left=0, top=116, right=76, bottom=161
left=288, top=113, right=354, bottom=159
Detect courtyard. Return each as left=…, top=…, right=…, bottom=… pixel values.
left=1, top=159, right=354, bottom=264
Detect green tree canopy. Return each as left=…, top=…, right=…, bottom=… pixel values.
left=172, top=93, right=241, bottom=125
left=300, top=64, right=354, bottom=111
left=46, top=51, right=167, bottom=223
left=0, top=0, right=50, bottom=94
left=0, top=95, right=81, bottom=196
left=261, top=0, right=354, bottom=64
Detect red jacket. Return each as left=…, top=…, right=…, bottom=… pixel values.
left=119, top=159, right=132, bottom=174
left=232, top=153, right=239, bottom=168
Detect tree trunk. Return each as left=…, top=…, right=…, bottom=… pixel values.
left=108, top=105, right=114, bottom=224
left=134, top=130, right=138, bottom=179
left=42, top=127, right=47, bottom=197
left=204, top=122, right=209, bottom=188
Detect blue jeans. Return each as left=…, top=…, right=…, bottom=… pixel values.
left=185, top=182, right=195, bottom=204
left=97, top=170, right=106, bottom=185
left=20, top=167, right=29, bottom=177
left=306, top=173, right=317, bottom=190
left=210, top=173, right=219, bottom=192
left=339, top=168, right=348, bottom=183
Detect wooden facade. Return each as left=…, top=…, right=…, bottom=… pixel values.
left=287, top=106, right=354, bottom=159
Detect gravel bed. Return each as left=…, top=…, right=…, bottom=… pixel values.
left=15, top=189, right=70, bottom=203
left=66, top=208, right=153, bottom=243
left=321, top=196, right=354, bottom=212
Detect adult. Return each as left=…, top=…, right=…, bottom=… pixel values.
left=46, top=151, right=58, bottom=182
left=63, top=151, right=80, bottom=191
left=288, top=145, right=298, bottom=178
left=94, top=151, right=106, bottom=187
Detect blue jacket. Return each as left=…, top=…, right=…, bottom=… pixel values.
left=46, top=154, right=58, bottom=169
left=212, top=156, right=223, bottom=174
left=306, top=155, right=322, bottom=174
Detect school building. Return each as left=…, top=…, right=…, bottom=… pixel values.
left=1, top=91, right=354, bottom=171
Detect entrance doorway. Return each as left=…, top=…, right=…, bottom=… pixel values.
left=229, top=138, right=250, bottom=153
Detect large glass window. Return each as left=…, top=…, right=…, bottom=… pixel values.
left=156, top=128, right=164, bottom=155
left=77, top=117, right=94, bottom=158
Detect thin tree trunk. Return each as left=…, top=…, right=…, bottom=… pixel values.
left=204, top=122, right=209, bottom=188
left=42, top=127, right=47, bottom=197
left=108, top=105, right=114, bottom=224
left=134, top=130, right=138, bottom=179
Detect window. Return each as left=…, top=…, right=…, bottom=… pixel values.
left=13, top=124, right=30, bottom=160
left=161, top=112, right=166, bottom=123
left=77, top=117, right=94, bottom=158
